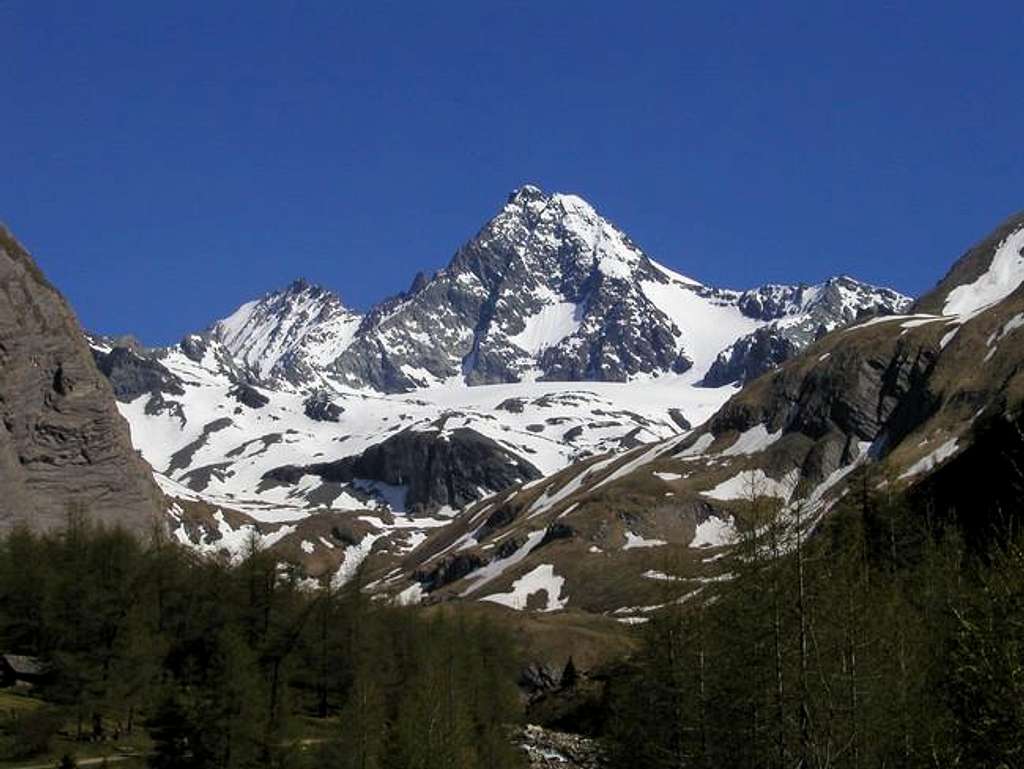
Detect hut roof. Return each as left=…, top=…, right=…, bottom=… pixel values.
left=2, top=654, right=47, bottom=676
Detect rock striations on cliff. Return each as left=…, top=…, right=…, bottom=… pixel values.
left=0, top=226, right=163, bottom=535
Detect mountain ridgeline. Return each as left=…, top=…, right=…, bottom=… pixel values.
left=201, top=186, right=910, bottom=394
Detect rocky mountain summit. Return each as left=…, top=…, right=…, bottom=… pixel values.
left=182, top=186, right=908, bottom=395
left=0, top=226, right=163, bottom=535
left=211, top=278, right=362, bottom=389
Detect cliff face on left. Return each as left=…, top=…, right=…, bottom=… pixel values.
left=0, top=226, right=163, bottom=535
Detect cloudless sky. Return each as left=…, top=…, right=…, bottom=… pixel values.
left=2, top=1, right=1021, bottom=344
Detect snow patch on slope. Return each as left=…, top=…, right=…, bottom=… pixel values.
left=702, top=470, right=792, bottom=502
left=900, top=438, right=960, bottom=480
left=944, top=227, right=1024, bottom=319
left=509, top=301, right=582, bottom=354
left=480, top=564, right=567, bottom=612
left=691, top=515, right=735, bottom=548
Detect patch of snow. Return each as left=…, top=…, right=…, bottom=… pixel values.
left=721, top=424, right=783, bottom=456
left=623, top=530, right=668, bottom=550
left=640, top=281, right=762, bottom=380
left=988, top=312, right=1024, bottom=348
left=332, top=532, right=385, bottom=587
left=649, top=258, right=702, bottom=287
left=642, top=570, right=681, bottom=581
left=480, top=564, right=567, bottom=612
left=702, top=469, right=791, bottom=502
left=679, top=433, right=715, bottom=457
left=653, top=471, right=683, bottom=481
left=901, top=316, right=944, bottom=329
left=804, top=442, right=873, bottom=508
left=460, top=529, right=547, bottom=596
left=944, top=227, right=1024, bottom=319
left=395, top=582, right=425, bottom=606
left=691, top=515, right=734, bottom=547
left=900, top=438, right=960, bottom=480
left=509, top=301, right=582, bottom=354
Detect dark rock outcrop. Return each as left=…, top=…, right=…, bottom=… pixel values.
left=263, top=427, right=542, bottom=513
left=414, top=552, right=487, bottom=592
left=228, top=383, right=269, bottom=409
left=92, top=346, right=184, bottom=402
left=702, top=325, right=801, bottom=387
left=0, top=226, right=164, bottom=534
left=303, top=391, right=344, bottom=422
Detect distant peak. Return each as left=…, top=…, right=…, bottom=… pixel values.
left=407, top=271, right=430, bottom=295
left=276, top=278, right=339, bottom=301
left=507, top=184, right=546, bottom=205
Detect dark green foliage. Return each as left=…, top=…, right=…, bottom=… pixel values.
left=0, top=521, right=524, bottom=769
left=0, top=707, right=62, bottom=760
left=944, top=544, right=1024, bottom=768
left=608, top=472, right=1024, bottom=768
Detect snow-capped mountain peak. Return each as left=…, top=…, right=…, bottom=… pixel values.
left=212, top=279, right=362, bottom=387
left=192, top=187, right=908, bottom=395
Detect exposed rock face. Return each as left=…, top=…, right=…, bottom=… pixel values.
left=227, top=383, right=269, bottom=409
left=414, top=552, right=488, bottom=592
left=705, top=333, right=941, bottom=489
left=92, top=345, right=184, bottom=402
left=702, top=325, right=801, bottom=388
left=0, top=226, right=164, bottom=534
left=263, top=427, right=542, bottom=513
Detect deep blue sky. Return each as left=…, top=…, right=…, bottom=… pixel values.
left=2, top=1, right=1021, bottom=344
